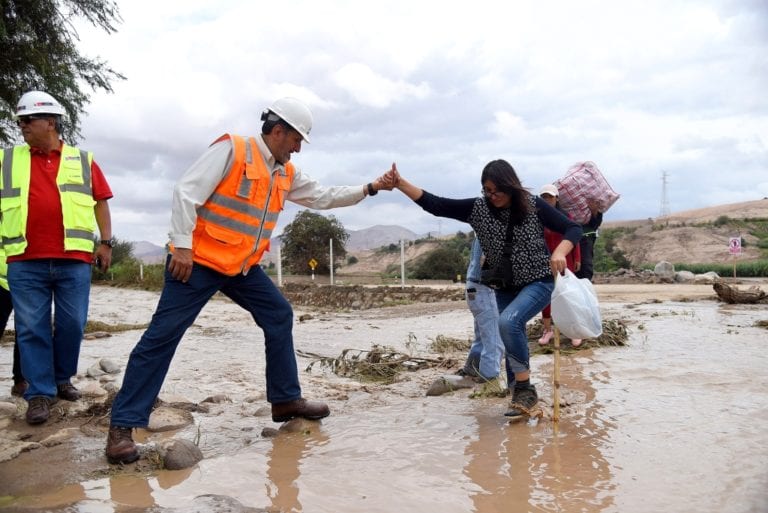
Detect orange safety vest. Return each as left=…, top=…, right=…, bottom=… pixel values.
left=191, top=134, right=294, bottom=275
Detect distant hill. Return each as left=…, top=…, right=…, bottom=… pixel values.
left=131, top=240, right=167, bottom=264
left=603, top=198, right=768, bottom=266
left=345, top=224, right=419, bottom=250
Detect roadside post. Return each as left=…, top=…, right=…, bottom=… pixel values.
left=309, top=258, right=318, bottom=281
left=728, top=237, right=741, bottom=278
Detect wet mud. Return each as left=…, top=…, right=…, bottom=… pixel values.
left=0, top=282, right=767, bottom=512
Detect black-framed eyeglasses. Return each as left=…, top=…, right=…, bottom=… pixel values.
left=482, top=188, right=504, bottom=199
left=16, top=115, right=51, bottom=126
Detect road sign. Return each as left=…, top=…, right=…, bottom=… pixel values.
left=728, top=237, right=742, bottom=255
left=308, top=258, right=318, bottom=270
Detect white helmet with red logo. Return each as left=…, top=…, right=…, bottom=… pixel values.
left=265, top=97, right=313, bottom=143
left=14, top=90, right=66, bottom=119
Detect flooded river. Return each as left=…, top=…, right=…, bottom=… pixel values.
left=0, top=284, right=766, bottom=512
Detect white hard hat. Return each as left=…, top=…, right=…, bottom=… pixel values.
left=266, top=97, right=312, bottom=143
left=14, top=90, right=66, bottom=119
left=539, top=184, right=559, bottom=197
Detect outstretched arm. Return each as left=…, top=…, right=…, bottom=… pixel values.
left=391, top=163, right=423, bottom=201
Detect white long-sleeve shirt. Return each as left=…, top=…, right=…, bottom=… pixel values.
left=168, top=135, right=366, bottom=248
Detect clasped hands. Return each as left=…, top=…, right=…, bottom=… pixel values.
left=371, top=163, right=402, bottom=192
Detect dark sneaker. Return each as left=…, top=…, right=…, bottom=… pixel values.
left=26, top=396, right=52, bottom=425
left=455, top=368, right=478, bottom=378
left=106, top=426, right=140, bottom=464
left=57, top=382, right=81, bottom=401
left=504, top=384, right=538, bottom=417
left=11, top=380, right=28, bottom=397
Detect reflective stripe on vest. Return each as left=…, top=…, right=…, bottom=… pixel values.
left=0, top=145, right=96, bottom=255
left=191, top=134, right=294, bottom=276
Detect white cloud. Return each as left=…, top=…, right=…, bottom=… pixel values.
left=64, top=0, right=768, bottom=246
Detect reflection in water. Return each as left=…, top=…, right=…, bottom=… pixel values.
left=265, top=425, right=329, bottom=513
left=463, top=357, right=615, bottom=512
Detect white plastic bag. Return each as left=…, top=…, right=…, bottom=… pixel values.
left=551, top=269, right=603, bottom=339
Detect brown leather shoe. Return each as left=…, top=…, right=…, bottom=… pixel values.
left=271, top=398, right=330, bottom=422
left=57, top=382, right=81, bottom=401
left=11, top=380, right=28, bottom=397
left=25, top=396, right=51, bottom=425
left=106, top=426, right=140, bottom=464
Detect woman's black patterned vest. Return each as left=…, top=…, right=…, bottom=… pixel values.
left=469, top=194, right=552, bottom=288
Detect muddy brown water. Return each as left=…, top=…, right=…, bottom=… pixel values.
left=0, top=283, right=767, bottom=512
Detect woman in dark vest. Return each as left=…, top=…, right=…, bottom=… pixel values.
left=390, top=160, right=581, bottom=418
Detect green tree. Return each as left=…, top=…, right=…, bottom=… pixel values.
left=412, top=247, right=466, bottom=280
left=1, top=0, right=125, bottom=144
left=280, top=210, right=349, bottom=275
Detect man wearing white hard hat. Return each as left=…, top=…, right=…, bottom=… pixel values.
left=0, top=90, right=114, bottom=425
left=106, top=97, right=397, bottom=464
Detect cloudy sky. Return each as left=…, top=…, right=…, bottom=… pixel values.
left=73, top=0, right=767, bottom=246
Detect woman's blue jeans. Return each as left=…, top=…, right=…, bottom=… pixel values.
left=464, top=281, right=504, bottom=379
left=110, top=259, right=301, bottom=428
left=495, top=279, right=554, bottom=375
left=8, top=259, right=92, bottom=400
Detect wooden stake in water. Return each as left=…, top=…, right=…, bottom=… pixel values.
left=553, top=326, right=561, bottom=423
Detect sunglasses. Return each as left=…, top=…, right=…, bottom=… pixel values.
left=16, top=114, right=51, bottom=126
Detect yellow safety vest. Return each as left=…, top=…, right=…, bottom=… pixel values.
left=0, top=247, right=7, bottom=291
left=0, top=144, right=96, bottom=256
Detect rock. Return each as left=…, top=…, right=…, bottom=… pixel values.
left=83, top=331, right=111, bottom=340
left=201, top=394, right=230, bottom=404
left=79, top=382, right=108, bottom=398
left=161, top=439, right=203, bottom=470
left=244, top=392, right=266, bottom=403
left=99, top=358, right=122, bottom=374
left=426, top=375, right=475, bottom=396
left=87, top=364, right=107, bottom=378
left=694, top=271, right=720, bottom=284
left=654, top=261, right=675, bottom=279
left=674, top=270, right=695, bottom=283
left=278, top=418, right=317, bottom=433
left=0, top=402, right=18, bottom=418
left=261, top=427, right=280, bottom=438
left=147, top=407, right=194, bottom=432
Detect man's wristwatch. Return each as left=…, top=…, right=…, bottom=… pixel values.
left=100, top=238, right=115, bottom=248
left=366, top=183, right=378, bottom=196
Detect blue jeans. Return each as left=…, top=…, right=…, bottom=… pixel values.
left=464, top=281, right=504, bottom=379
left=110, top=259, right=301, bottom=428
left=8, top=259, right=92, bottom=400
left=495, top=279, right=554, bottom=375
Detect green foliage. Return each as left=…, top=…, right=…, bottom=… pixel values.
left=90, top=239, right=167, bottom=289
left=281, top=210, right=349, bottom=275
left=713, top=215, right=731, bottom=227
left=0, top=0, right=125, bottom=144
left=347, top=255, right=358, bottom=265
left=593, top=228, right=631, bottom=272
left=670, top=260, right=768, bottom=277
left=411, top=247, right=466, bottom=279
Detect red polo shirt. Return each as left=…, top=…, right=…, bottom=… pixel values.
left=7, top=144, right=114, bottom=264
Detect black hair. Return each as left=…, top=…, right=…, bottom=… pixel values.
left=480, top=159, right=531, bottom=224
left=260, top=110, right=295, bottom=136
